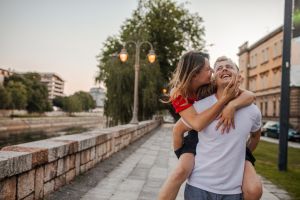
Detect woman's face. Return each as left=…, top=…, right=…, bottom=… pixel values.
left=191, top=58, right=213, bottom=88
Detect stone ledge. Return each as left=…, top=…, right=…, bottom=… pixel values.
left=0, top=151, right=32, bottom=180
left=0, top=119, right=162, bottom=199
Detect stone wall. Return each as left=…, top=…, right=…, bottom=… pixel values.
left=0, top=119, right=162, bottom=200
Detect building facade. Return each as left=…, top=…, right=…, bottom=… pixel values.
left=40, top=73, right=65, bottom=100
left=238, top=26, right=300, bottom=130
left=89, top=87, right=106, bottom=108
left=0, top=68, right=13, bottom=85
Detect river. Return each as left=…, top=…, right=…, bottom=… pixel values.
left=0, top=126, right=92, bottom=149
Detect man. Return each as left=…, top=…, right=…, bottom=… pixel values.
left=184, top=56, right=262, bottom=200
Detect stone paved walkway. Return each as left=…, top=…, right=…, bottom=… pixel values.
left=49, top=124, right=291, bottom=200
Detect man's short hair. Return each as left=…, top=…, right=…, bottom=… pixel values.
left=214, top=56, right=239, bottom=71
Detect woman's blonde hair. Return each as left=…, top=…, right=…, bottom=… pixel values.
left=168, top=51, right=211, bottom=102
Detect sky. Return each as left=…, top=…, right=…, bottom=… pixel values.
left=0, top=0, right=284, bottom=95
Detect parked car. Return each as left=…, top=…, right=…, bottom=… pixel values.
left=261, top=121, right=277, bottom=135
left=262, top=121, right=300, bottom=141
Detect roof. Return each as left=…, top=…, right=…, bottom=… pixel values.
left=238, top=26, right=283, bottom=55
left=40, top=73, right=64, bottom=82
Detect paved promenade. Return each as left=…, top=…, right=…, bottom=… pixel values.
left=48, top=124, right=290, bottom=200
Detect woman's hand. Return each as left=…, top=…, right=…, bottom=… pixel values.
left=215, top=103, right=236, bottom=134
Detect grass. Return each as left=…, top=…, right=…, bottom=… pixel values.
left=254, top=141, right=300, bottom=199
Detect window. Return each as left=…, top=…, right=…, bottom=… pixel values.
left=273, top=100, right=276, bottom=116
left=260, top=102, right=264, bottom=114
left=277, top=99, right=281, bottom=116
left=250, top=54, right=257, bottom=67
left=265, top=101, right=268, bottom=116
left=261, top=48, right=269, bottom=63
left=249, top=77, right=257, bottom=91
left=274, top=42, right=278, bottom=57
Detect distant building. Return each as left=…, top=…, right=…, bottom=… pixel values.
left=89, top=87, right=106, bottom=107
left=0, top=68, right=13, bottom=85
left=40, top=73, right=65, bottom=100
left=238, top=26, right=300, bottom=130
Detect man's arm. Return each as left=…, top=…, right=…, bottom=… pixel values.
left=247, top=129, right=261, bottom=152
left=227, top=89, right=255, bottom=110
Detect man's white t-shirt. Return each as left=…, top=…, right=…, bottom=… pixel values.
left=187, top=94, right=262, bottom=194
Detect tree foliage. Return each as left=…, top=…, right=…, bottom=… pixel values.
left=53, top=91, right=96, bottom=114
left=96, top=0, right=206, bottom=124
left=4, top=73, right=52, bottom=112
left=6, top=81, right=28, bottom=110
left=0, top=86, right=12, bottom=109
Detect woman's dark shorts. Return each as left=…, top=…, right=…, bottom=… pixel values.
left=174, top=130, right=256, bottom=166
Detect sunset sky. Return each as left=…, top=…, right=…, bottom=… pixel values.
left=0, top=0, right=284, bottom=95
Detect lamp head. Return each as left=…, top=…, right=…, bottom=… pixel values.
left=119, top=48, right=128, bottom=62
left=147, top=49, right=156, bottom=63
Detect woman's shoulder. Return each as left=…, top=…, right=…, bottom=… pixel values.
left=171, top=94, right=197, bottom=113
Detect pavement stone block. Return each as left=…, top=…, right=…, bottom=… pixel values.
left=110, top=191, right=139, bottom=200
left=34, top=166, right=44, bottom=200
left=17, top=169, right=35, bottom=199
left=0, top=176, right=16, bottom=200
left=0, top=151, right=32, bottom=179
left=118, top=179, right=145, bottom=192
left=148, top=166, right=168, bottom=180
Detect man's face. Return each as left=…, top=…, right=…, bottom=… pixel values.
left=214, top=60, right=239, bottom=87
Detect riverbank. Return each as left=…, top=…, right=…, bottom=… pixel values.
left=0, top=116, right=105, bottom=148
left=0, top=116, right=104, bottom=134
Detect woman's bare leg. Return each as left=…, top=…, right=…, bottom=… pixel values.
left=158, top=153, right=195, bottom=200
left=242, top=161, right=263, bottom=200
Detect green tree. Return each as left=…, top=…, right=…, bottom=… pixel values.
left=63, top=95, right=82, bottom=115
left=0, top=86, right=11, bottom=109
left=4, top=73, right=51, bottom=113
left=53, top=96, right=64, bottom=108
left=23, top=73, right=51, bottom=113
left=6, top=81, right=27, bottom=110
left=73, top=91, right=96, bottom=111
left=96, top=0, right=205, bottom=124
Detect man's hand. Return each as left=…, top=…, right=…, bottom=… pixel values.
left=247, top=129, right=261, bottom=152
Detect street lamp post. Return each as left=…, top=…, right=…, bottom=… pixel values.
left=278, top=0, right=293, bottom=171
left=119, top=40, right=156, bottom=124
